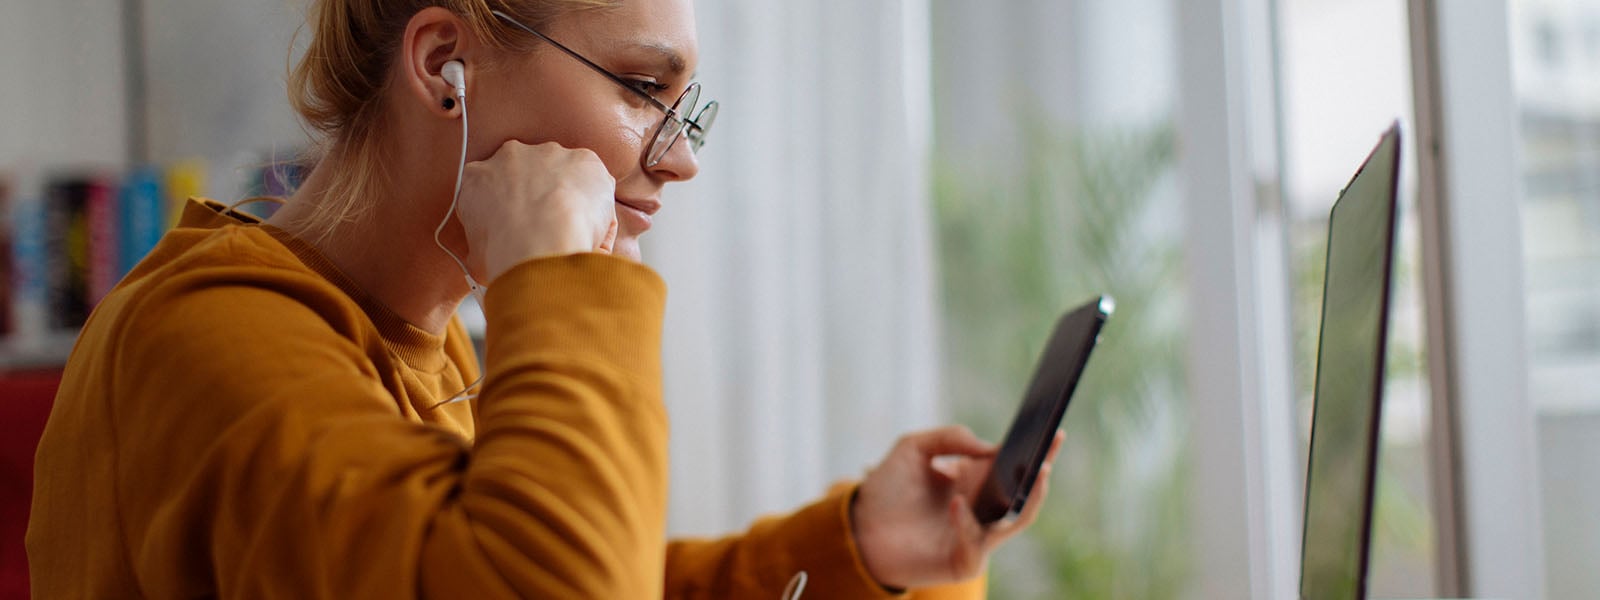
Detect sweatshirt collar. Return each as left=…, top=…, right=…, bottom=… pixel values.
left=185, top=198, right=452, bottom=372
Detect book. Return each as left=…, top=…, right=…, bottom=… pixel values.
left=10, top=180, right=48, bottom=344
left=119, top=167, right=166, bottom=277
left=85, top=176, right=117, bottom=306
left=165, top=160, right=207, bottom=225
left=44, top=177, right=90, bottom=330
left=0, top=173, right=12, bottom=337
left=249, top=160, right=304, bottom=219
left=41, top=174, right=120, bottom=327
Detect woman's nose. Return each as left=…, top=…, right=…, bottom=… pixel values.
left=649, top=132, right=701, bottom=182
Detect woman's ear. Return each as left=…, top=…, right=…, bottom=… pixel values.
left=400, top=6, right=474, bottom=118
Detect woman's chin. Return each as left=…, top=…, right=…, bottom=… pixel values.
left=613, top=235, right=643, bottom=262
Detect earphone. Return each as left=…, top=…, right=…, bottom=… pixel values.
left=432, top=59, right=480, bottom=304
left=442, top=60, right=466, bottom=102
left=431, top=59, right=486, bottom=408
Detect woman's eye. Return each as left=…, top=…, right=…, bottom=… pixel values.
left=627, top=79, right=671, bottom=95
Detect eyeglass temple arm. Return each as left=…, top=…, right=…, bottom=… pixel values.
left=489, top=9, right=675, bottom=114
left=686, top=101, right=717, bottom=134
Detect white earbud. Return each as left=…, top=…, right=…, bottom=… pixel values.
left=442, top=60, right=467, bottom=98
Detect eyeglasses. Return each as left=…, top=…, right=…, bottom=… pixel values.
left=491, top=10, right=718, bottom=168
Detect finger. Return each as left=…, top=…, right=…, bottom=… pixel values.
left=949, top=494, right=984, bottom=542
left=595, top=219, right=617, bottom=254
left=951, top=455, right=995, bottom=497
left=947, top=494, right=987, bottom=575
left=930, top=455, right=964, bottom=479
left=983, top=463, right=1051, bottom=550
left=1043, top=430, right=1065, bottom=465
left=949, top=454, right=994, bottom=479
left=903, top=425, right=997, bottom=459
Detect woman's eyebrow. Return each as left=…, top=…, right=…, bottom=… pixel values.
left=626, top=41, right=688, bottom=75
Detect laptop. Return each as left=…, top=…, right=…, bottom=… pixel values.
left=1299, top=122, right=1403, bottom=600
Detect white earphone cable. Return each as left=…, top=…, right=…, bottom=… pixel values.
left=781, top=571, right=807, bottom=599
left=431, top=79, right=485, bottom=409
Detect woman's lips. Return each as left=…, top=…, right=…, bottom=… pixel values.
left=615, top=198, right=660, bottom=234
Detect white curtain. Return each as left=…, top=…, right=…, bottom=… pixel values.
left=643, top=0, right=944, bottom=536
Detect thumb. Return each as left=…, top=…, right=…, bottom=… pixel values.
left=905, top=426, right=996, bottom=459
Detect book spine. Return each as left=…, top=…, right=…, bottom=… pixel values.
left=119, top=168, right=165, bottom=277
left=45, top=178, right=89, bottom=330
left=85, top=176, right=117, bottom=306
left=11, top=190, right=48, bottom=344
left=165, top=160, right=206, bottom=225
left=251, top=161, right=302, bottom=219
left=0, top=175, right=12, bottom=337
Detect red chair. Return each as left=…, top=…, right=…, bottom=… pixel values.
left=0, top=369, right=62, bottom=599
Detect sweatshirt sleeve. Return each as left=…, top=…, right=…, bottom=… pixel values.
left=113, top=253, right=668, bottom=599
left=663, top=484, right=987, bottom=600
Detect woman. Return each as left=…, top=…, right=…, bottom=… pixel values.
left=27, top=0, right=1059, bottom=597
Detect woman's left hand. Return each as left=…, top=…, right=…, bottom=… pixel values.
left=850, top=425, right=1064, bottom=590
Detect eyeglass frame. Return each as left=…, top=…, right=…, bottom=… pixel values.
left=490, top=9, right=717, bottom=168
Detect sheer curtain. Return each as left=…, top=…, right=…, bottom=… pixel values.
left=644, top=0, right=943, bottom=536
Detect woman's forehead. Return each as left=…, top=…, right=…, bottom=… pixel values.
left=554, top=0, right=700, bottom=71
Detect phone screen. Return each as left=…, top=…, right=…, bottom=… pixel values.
left=972, top=296, right=1110, bottom=524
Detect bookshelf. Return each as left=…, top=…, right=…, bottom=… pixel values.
left=0, top=1, right=319, bottom=370
left=1, top=3, right=128, bottom=370
left=3, top=1, right=501, bottom=372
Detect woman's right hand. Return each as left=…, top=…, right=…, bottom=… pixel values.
left=455, top=140, right=619, bottom=283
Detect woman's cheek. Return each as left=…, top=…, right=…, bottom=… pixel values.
left=596, top=108, right=652, bottom=175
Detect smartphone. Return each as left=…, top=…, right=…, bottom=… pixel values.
left=971, top=296, right=1112, bottom=524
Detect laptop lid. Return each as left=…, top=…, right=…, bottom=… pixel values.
left=1299, top=123, right=1403, bottom=600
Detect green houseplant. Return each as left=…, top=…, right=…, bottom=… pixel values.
left=934, top=116, right=1190, bottom=599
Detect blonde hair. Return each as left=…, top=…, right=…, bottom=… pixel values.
left=286, top=0, right=615, bottom=242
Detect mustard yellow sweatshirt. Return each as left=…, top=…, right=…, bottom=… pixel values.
left=27, top=199, right=983, bottom=599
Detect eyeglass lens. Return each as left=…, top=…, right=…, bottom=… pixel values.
left=687, top=101, right=718, bottom=152
left=647, top=84, right=701, bottom=166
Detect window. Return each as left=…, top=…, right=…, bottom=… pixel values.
left=1513, top=0, right=1600, bottom=597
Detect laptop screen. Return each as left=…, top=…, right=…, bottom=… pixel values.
left=1299, top=125, right=1402, bottom=600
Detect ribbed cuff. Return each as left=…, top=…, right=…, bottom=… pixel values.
left=780, top=485, right=908, bottom=599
